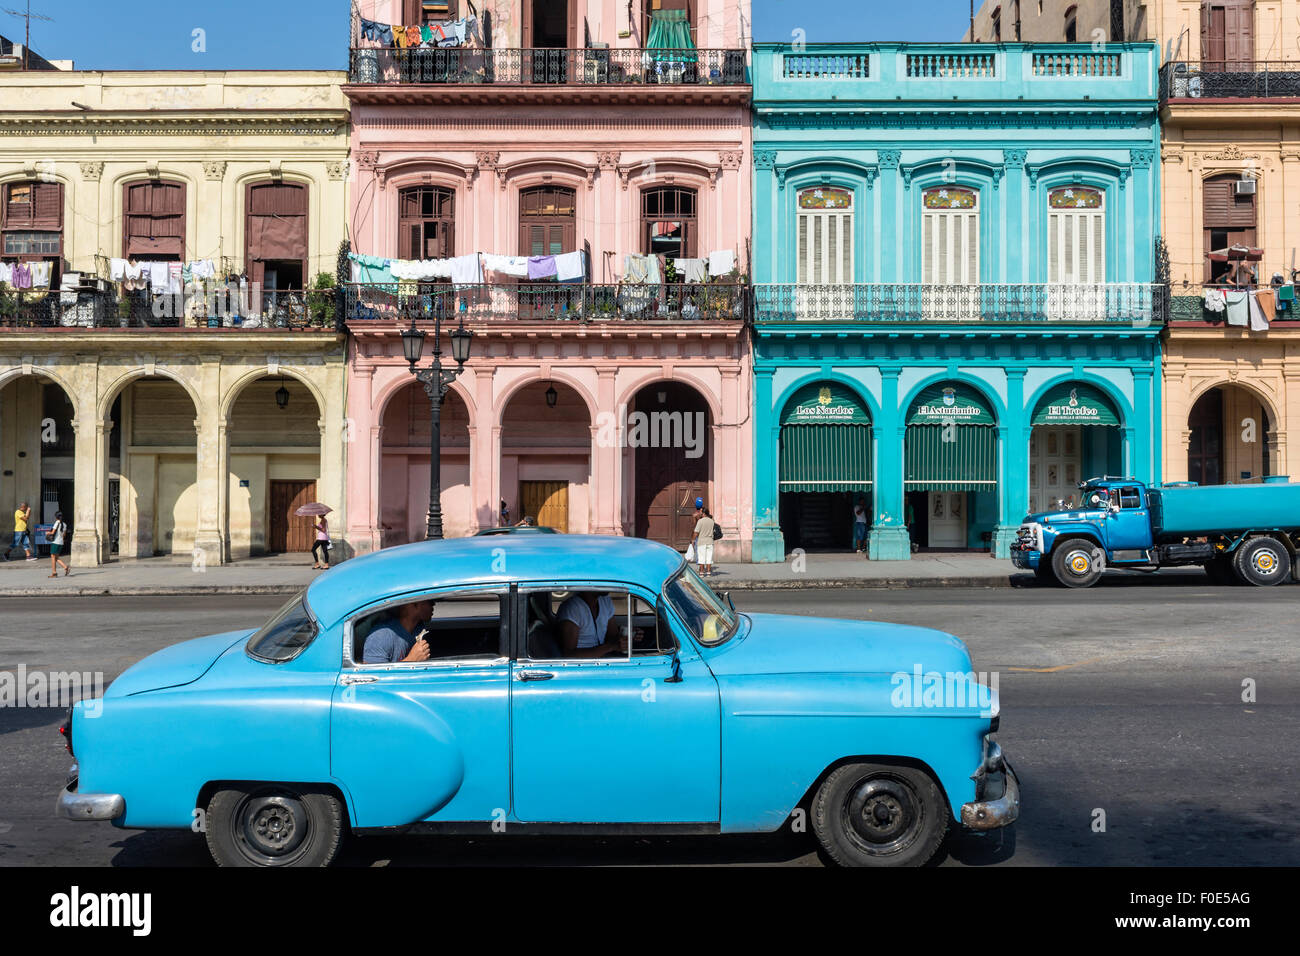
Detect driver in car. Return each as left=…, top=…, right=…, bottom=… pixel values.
left=556, top=591, right=633, bottom=658
left=362, top=599, right=435, bottom=664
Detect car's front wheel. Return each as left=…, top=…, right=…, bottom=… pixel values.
left=205, top=785, right=346, bottom=867
left=812, top=762, right=948, bottom=867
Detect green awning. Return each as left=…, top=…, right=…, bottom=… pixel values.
left=781, top=382, right=872, bottom=425
left=780, top=423, right=872, bottom=491
left=1031, top=383, right=1122, bottom=426
left=908, top=382, right=997, bottom=425
left=646, top=10, right=697, bottom=64
left=904, top=424, right=998, bottom=491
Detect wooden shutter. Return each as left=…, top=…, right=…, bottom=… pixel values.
left=1226, top=0, right=1254, bottom=68
left=923, top=209, right=979, bottom=283
left=797, top=209, right=853, bottom=284
left=518, top=186, right=576, bottom=257
left=4, top=181, right=62, bottom=230
left=1049, top=206, right=1106, bottom=283
left=1203, top=175, right=1255, bottom=228
left=123, top=180, right=185, bottom=258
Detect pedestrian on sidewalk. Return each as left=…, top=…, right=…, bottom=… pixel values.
left=9, top=501, right=36, bottom=562
left=853, top=496, right=869, bottom=554
left=499, top=499, right=510, bottom=527
left=691, top=498, right=716, bottom=577
left=312, top=516, right=331, bottom=570
left=47, top=512, right=70, bottom=577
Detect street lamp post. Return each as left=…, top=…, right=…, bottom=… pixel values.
left=400, top=296, right=472, bottom=540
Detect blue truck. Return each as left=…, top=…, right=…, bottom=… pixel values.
left=1011, top=476, right=1300, bottom=587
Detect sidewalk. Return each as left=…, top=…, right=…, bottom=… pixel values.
left=0, top=550, right=1020, bottom=597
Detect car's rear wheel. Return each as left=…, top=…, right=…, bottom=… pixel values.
left=205, top=785, right=345, bottom=867
left=1233, top=536, right=1292, bottom=587
left=812, top=762, right=948, bottom=867
left=1051, top=538, right=1103, bottom=588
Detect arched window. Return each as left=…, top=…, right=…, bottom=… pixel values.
left=2, top=180, right=63, bottom=280
left=518, top=185, right=576, bottom=257
left=921, top=187, right=979, bottom=285
left=246, top=181, right=307, bottom=291
left=642, top=186, right=697, bottom=259
left=1203, top=172, right=1256, bottom=284
left=992, top=6, right=1002, bottom=42
left=123, top=179, right=185, bottom=260
left=399, top=185, right=455, bottom=260
left=797, top=187, right=853, bottom=284
left=1064, top=5, right=1078, bottom=42
left=1048, top=186, right=1105, bottom=283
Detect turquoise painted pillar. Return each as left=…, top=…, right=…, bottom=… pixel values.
left=993, top=371, right=1027, bottom=558
left=751, top=367, right=785, bottom=562
left=869, top=368, right=910, bottom=560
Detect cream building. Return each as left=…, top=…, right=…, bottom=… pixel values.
left=0, top=70, right=351, bottom=565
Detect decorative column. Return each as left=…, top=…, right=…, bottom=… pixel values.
left=877, top=151, right=902, bottom=283
left=315, top=359, right=347, bottom=556
left=590, top=366, right=620, bottom=536
left=749, top=365, right=785, bottom=562
left=192, top=357, right=225, bottom=566
left=870, top=368, right=910, bottom=560
left=993, top=369, right=1028, bottom=560
left=70, top=407, right=106, bottom=567
left=1131, top=367, right=1155, bottom=481
left=345, top=362, right=378, bottom=555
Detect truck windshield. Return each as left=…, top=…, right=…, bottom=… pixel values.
left=1080, top=486, right=1108, bottom=509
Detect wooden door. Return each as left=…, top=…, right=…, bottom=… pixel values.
left=632, top=385, right=710, bottom=549
left=519, top=480, right=569, bottom=532
left=1203, top=1, right=1254, bottom=71
left=269, top=479, right=317, bottom=552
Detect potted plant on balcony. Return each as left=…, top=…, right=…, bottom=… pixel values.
left=306, top=272, right=336, bottom=328
left=0, top=285, right=15, bottom=326
left=116, top=292, right=132, bottom=328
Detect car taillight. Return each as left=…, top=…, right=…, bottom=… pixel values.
left=59, top=706, right=73, bottom=756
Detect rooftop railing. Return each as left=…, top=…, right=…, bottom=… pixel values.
left=347, top=47, right=747, bottom=86
left=753, top=282, right=1166, bottom=326
left=1160, top=61, right=1300, bottom=100
left=343, top=281, right=748, bottom=324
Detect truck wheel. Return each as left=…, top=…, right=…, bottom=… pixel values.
left=812, top=762, right=948, bottom=867
left=1233, top=537, right=1292, bottom=587
left=1051, top=538, right=1103, bottom=588
left=205, top=785, right=346, bottom=867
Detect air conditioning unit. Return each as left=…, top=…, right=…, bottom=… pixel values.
left=1236, top=178, right=1257, bottom=196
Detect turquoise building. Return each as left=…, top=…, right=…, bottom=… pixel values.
left=751, top=42, right=1164, bottom=561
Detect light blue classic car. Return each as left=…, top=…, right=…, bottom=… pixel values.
left=58, top=536, right=1017, bottom=867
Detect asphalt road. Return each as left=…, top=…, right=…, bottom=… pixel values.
left=2, top=582, right=1297, bottom=867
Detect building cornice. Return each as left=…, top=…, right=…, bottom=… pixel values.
left=0, top=111, right=350, bottom=136
left=343, top=84, right=750, bottom=109
left=758, top=108, right=1155, bottom=131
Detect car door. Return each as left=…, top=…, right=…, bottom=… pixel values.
left=1104, top=485, right=1153, bottom=553
left=509, top=586, right=721, bottom=824
left=330, top=587, right=512, bottom=828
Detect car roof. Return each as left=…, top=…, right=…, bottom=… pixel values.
left=305, top=535, right=686, bottom=628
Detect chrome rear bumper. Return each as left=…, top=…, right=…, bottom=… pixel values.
left=56, top=778, right=125, bottom=822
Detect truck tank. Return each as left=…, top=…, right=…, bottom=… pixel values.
left=1148, top=478, right=1300, bottom=538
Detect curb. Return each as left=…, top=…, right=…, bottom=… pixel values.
left=0, top=576, right=1022, bottom=598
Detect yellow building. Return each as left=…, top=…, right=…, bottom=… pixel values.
left=0, top=70, right=351, bottom=565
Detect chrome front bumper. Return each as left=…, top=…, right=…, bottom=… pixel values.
left=961, top=760, right=1020, bottom=830
left=56, top=778, right=125, bottom=822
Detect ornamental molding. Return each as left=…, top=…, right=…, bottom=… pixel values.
left=203, top=160, right=226, bottom=181
left=877, top=149, right=901, bottom=169
left=326, top=160, right=348, bottom=181
left=596, top=150, right=620, bottom=169
left=0, top=117, right=347, bottom=137
left=1204, top=144, right=1258, bottom=162
left=1003, top=148, right=1027, bottom=169
left=753, top=150, right=776, bottom=169
left=353, top=115, right=748, bottom=132
left=1130, top=148, right=1155, bottom=168
left=760, top=111, right=1150, bottom=132
left=356, top=151, right=379, bottom=169
left=718, top=149, right=743, bottom=169
left=1161, top=148, right=1185, bottom=164
left=475, top=150, right=500, bottom=169
left=79, top=161, right=103, bottom=181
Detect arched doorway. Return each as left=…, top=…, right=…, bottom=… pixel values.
left=226, top=376, right=323, bottom=557
left=904, top=380, right=998, bottom=550
left=777, top=382, right=872, bottom=551
left=0, top=374, right=84, bottom=555
left=1028, top=382, right=1123, bottom=513
left=109, top=376, right=198, bottom=558
left=500, top=381, right=590, bottom=533
left=380, top=382, right=471, bottom=543
left=1188, top=384, right=1272, bottom=485
left=628, top=381, right=711, bottom=550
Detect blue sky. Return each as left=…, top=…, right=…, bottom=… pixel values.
left=6, top=1, right=977, bottom=71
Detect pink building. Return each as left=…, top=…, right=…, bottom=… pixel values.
left=343, top=0, right=753, bottom=558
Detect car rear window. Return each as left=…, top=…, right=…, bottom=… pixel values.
left=246, top=593, right=319, bottom=663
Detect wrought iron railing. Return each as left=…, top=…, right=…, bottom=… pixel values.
left=347, top=47, right=747, bottom=86
left=0, top=288, right=339, bottom=330
left=343, top=281, right=748, bottom=323
left=753, top=283, right=1166, bottom=326
left=1161, top=61, right=1300, bottom=100
left=1170, top=287, right=1300, bottom=324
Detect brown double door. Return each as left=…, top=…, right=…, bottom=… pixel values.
left=634, top=383, right=710, bottom=550
left=519, top=481, right=569, bottom=532
left=269, top=480, right=317, bottom=553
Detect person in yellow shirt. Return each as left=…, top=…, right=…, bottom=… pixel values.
left=10, top=501, right=36, bottom=561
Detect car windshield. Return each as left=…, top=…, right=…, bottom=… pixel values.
left=663, top=565, right=738, bottom=647
left=245, top=592, right=318, bottom=663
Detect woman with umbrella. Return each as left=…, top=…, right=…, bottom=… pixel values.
left=296, top=502, right=333, bottom=570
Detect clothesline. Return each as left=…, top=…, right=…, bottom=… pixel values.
left=357, top=15, right=479, bottom=50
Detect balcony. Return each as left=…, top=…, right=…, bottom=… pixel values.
left=343, top=281, right=748, bottom=325
left=753, top=283, right=1166, bottom=327
left=1160, top=61, right=1300, bottom=102
left=0, top=287, right=340, bottom=331
left=1170, top=287, right=1300, bottom=327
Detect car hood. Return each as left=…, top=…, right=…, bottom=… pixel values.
left=705, top=612, right=973, bottom=678
left=1021, top=507, right=1107, bottom=525
left=105, top=630, right=255, bottom=698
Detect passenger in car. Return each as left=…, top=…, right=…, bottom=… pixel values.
left=361, top=599, right=434, bottom=664
left=555, top=591, right=630, bottom=658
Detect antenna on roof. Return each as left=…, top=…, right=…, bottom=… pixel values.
left=2, top=0, right=53, bottom=71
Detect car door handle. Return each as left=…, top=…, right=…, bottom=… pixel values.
left=516, top=670, right=555, bottom=682
left=340, top=675, right=378, bottom=685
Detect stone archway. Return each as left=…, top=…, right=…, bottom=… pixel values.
left=0, top=372, right=80, bottom=555
left=380, top=382, right=472, bottom=543
left=626, top=380, right=713, bottom=550
left=500, top=381, right=591, bottom=533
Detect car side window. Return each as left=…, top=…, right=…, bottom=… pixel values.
left=350, top=592, right=507, bottom=665
left=523, top=590, right=676, bottom=661
left=1120, top=487, right=1142, bottom=509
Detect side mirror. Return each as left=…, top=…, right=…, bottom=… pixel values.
left=664, top=652, right=683, bottom=683
left=724, top=592, right=736, bottom=614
